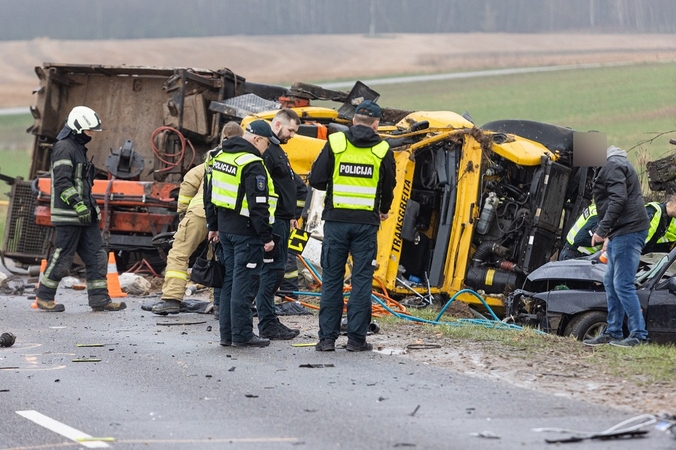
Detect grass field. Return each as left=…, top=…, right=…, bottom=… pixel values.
left=0, top=113, right=33, bottom=239
left=375, top=61, right=676, bottom=163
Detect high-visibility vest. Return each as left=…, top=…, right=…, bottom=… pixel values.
left=566, top=203, right=601, bottom=255
left=328, top=132, right=389, bottom=211
left=646, top=202, right=663, bottom=244
left=645, top=202, right=676, bottom=247
left=210, top=151, right=277, bottom=222
left=658, top=218, right=676, bottom=244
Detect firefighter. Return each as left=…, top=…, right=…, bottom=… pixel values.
left=254, top=109, right=305, bottom=340
left=152, top=122, right=243, bottom=315
left=309, top=100, right=396, bottom=352
left=205, top=120, right=278, bottom=348
left=36, top=106, right=126, bottom=312
left=559, top=203, right=601, bottom=260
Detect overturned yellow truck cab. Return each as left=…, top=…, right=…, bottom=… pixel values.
left=270, top=109, right=592, bottom=314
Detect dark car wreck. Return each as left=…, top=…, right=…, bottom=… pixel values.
left=506, top=248, right=676, bottom=344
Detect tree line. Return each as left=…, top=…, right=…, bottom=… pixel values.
left=2, top=0, right=675, bottom=41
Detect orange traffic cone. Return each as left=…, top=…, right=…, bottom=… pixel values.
left=106, top=252, right=127, bottom=298
left=32, top=259, right=48, bottom=309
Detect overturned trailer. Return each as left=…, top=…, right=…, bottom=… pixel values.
left=2, top=63, right=310, bottom=269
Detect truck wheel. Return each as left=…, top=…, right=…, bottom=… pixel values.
left=564, top=311, right=607, bottom=341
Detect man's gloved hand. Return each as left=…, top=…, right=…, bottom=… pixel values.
left=73, top=201, right=91, bottom=224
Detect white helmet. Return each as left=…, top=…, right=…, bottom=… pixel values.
left=66, top=106, right=102, bottom=133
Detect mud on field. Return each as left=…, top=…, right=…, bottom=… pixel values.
left=1, top=32, right=676, bottom=107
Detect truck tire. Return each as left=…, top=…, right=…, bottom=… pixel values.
left=564, top=311, right=608, bottom=341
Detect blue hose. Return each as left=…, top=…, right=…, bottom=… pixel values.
left=298, top=256, right=536, bottom=333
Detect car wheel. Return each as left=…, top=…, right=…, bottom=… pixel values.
left=564, top=311, right=608, bottom=341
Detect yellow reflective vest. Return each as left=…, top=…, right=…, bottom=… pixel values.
left=210, top=151, right=277, bottom=222
left=329, top=132, right=389, bottom=211
left=566, top=203, right=601, bottom=255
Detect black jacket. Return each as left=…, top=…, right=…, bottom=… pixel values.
left=309, top=125, right=396, bottom=226
left=263, top=141, right=302, bottom=221
left=50, top=127, right=98, bottom=226
left=592, top=147, right=649, bottom=239
left=204, top=136, right=273, bottom=243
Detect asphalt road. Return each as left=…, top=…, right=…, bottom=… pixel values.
left=0, top=286, right=673, bottom=450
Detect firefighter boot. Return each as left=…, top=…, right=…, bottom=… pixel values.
left=151, top=300, right=181, bottom=315
left=91, top=301, right=127, bottom=312
left=37, top=299, right=65, bottom=312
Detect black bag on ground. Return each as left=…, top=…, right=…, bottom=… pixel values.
left=190, top=242, right=225, bottom=288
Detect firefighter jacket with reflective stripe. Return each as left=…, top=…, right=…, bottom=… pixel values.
left=204, top=136, right=276, bottom=243
left=565, top=203, right=601, bottom=255
left=50, top=128, right=100, bottom=226
left=177, top=164, right=206, bottom=216
left=294, top=173, right=308, bottom=219
left=310, top=125, right=396, bottom=226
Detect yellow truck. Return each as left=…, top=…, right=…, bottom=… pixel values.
left=250, top=107, right=593, bottom=313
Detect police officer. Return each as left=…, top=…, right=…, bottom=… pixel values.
left=255, top=109, right=306, bottom=340
left=561, top=198, right=676, bottom=261
left=309, top=100, right=396, bottom=352
left=205, top=120, right=278, bottom=348
left=152, top=122, right=242, bottom=315
left=643, top=196, right=676, bottom=253
left=559, top=203, right=601, bottom=260
left=36, top=106, right=126, bottom=312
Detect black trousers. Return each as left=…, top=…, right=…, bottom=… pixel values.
left=37, top=223, right=110, bottom=307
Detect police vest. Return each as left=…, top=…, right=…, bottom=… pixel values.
left=646, top=202, right=664, bottom=244
left=566, top=203, right=601, bottom=255
left=328, top=132, right=389, bottom=211
left=658, top=218, right=676, bottom=245
left=210, top=152, right=277, bottom=222
left=645, top=202, right=676, bottom=247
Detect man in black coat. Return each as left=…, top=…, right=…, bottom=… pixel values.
left=585, top=145, right=650, bottom=347
left=255, top=109, right=304, bottom=340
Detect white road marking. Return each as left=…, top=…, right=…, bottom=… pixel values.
left=16, top=410, right=110, bottom=448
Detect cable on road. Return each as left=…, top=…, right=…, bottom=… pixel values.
left=293, top=255, right=535, bottom=333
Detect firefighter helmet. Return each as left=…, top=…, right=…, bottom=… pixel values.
left=66, top=106, right=102, bottom=133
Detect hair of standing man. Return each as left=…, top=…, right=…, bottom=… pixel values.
left=668, top=193, right=676, bottom=205
left=221, top=121, right=244, bottom=142
left=273, top=108, right=301, bottom=126
left=353, top=114, right=379, bottom=127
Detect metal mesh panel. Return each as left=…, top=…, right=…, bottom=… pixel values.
left=222, top=94, right=279, bottom=117
left=3, top=180, right=52, bottom=262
